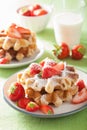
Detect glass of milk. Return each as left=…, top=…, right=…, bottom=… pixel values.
left=53, top=0, right=86, bottom=48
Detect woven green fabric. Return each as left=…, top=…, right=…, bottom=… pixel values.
left=0, top=0, right=87, bottom=130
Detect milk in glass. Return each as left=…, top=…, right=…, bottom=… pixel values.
left=53, top=12, right=83, bottom=48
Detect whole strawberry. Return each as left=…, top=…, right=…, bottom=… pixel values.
left=53, top=43, right=70, bottom=59
left=72, top=44, right=85, bottom=60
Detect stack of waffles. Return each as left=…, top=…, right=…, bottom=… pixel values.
left=0, top=24, right=37, bottom=63
left=17, top=58, right=79, bottom=107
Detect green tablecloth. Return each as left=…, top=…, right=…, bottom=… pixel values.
left=0, top=0, right=87, bottom=130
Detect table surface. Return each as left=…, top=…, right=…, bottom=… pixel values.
left=0, top=0, right=87, bottom=130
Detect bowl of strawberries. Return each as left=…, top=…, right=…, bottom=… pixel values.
left=16, top=3, right=53, bottom=33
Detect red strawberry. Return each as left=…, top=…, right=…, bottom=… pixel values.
left=0, top=57, right=9, bottom=64
left=40, top=58, right=57, bottom=67
left=42, top=66, right=59, bottom=78
left=33, top=4, right=42, bottom=10
left=72, top=88, right=87, bottom=104
left=53, top=43, right=70, bottom=59
left=16, top=26, right=30, bottom=34
left=76, top=79, right=86, bottom=91
left=72, top=44, right=85, bottom=60
left=7, top=23, right=30, bottom=38
left=33, top=9, right=48, bottom=16
left=40, top=60, right=45, bottom=67
left=19, top=5, right=33, bottom=16
left=18, top=97, right=31, bottom=109
left=7, top=23, right=22, bottom=39
left=54, top=62, right=64, bottom=71
left=40, top=105, right=54, bottom=114
left=8, top=82, right=25, bottom=101
left=42, top=61, right=64, bottom=78
left=22, top=10, right=33, bottom=16
left=26, top=101, right=39, bottom=112
left=29, top=63, right=42, bottom=76
left=19, top=4, right=42, bottom=17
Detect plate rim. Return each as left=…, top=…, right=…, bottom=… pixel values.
left=3, top=94, right=87, bottom=118
left=3, top=69, right=87, bottom=118
left=0, top=39, right=44, bottom=68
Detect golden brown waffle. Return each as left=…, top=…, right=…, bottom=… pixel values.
left=17, top=63, right=79, bottom=107
left=0, top=29, right=37, bottom=62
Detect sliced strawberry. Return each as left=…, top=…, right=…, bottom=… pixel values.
left=26, top=101, right=39, bottom=112
left=7, top=23, right=22, bottom=39
left=76, top=79, right=86, bottom=91
left=54, top=62, right=64, bottom=71
left=40, top=105, right=54, bottom=114
left=18, top=6, right=29, bottom=14
left=42, top=61, right=64, bottom=78
left=44, top=59, right=57, bottom=67
left=42, top=66, right=59, bottom=78
left=16, top=26, right=30, bottom=34
left=33, top=9, right=48, bottom=16
left=0, top=57, right=9, bottom=64
left=52, top=62, right=64, bottom=76
left=7, top=23, right=30, bottom=38
left=40, top=58, right=57, bottom=67
left=18, top=97, right=31, bottom=109
left=19, top=4, right=42, bottom=16
left=40, top=60, right=45, bottom=67
left=72, top=88, right=87, bottom=104
left=29, top=63, right=42, bottom=76
left=22, top=10, right=33, bottom=16
left=33, top=4, right=42, bottom=10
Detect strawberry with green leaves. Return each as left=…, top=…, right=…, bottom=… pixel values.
left=40, top=105, right=54, bottom=114
left=72, top=44, right=85, bottom=60
left=53, top=43, right=70, bottom=59
left=8, top=82, right=25, bottom=101
left=26, top=101, right=39, bottom=112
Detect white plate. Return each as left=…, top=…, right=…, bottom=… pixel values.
left=0, top=39, right=44, bottom=68
left=3, top=69, right=87, bottom=118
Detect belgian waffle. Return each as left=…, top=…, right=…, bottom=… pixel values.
left=0, top=25, right=37, bottom=63
left=17, top=58, right=79, bottom=107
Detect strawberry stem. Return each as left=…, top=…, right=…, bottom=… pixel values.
left=29, top=102, right=35, bottom=108
left=52, top=44, right=62, bottom=57
left=48, top=110, right=53, bottom=114
left=9, top=85, right=16, bottom=94
left=78, top=47, right=86, bottom=55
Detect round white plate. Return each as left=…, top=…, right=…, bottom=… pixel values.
left=3, top=69, right=87, bottom=118
left=0, top=40, right=44, bottom=68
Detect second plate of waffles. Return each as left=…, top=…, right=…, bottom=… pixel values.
left=0, top=24, right=44, bottom=68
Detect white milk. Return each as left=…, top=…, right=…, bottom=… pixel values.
left=53, top=12, right=83, bottom=48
